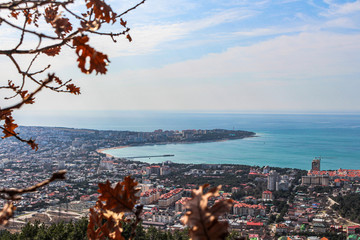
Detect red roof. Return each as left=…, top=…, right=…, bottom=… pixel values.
left=247, top=222, right=263, bottom=226
left=348, top=225, right=360, bottom=229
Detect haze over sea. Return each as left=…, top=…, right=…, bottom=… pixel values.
left=16, top=111, right=360, bottom=170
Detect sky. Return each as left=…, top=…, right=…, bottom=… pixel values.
left=1, top=0, right=360, bottom=113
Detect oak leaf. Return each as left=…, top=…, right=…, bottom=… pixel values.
left=181, top=184, right=233, bottom=240
left=44, top=6, right=59, bottom=23
left=73, top=35, right=110, bottom=75
left=97, top=176, right=140, bottom=213
left=9, top=11, right=20, bottom=19
left=85, top=0, right=116, bottom=23
left=2, top=116, right=18, bottom=139
left=27, top=139, right=39, bottom=151
left=80, top=20, right=101, bottom=31
left=0, top=202, right=16, bottom=225
left=102, top=210, right=125, bottom=240
left=54, top=76, right=62, bottom=85
left=42, top=46, right=61, bottom=56
left=7, top=80, right=19, bottom=91
left=126, top=34, right=132, bottom=42
left=88, top=207, right=106, bottom=239
left=120, top=18, right=127, bottom=27
left=19, top=90, right=35, bottom=104
left=52, top=17, right=73, bottom=37
left=87, top=177, right=140, bottom=240
left=66, top=84, right=81, bottom=95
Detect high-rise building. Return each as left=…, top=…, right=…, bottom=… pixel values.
left=312, top=158, right=321, bottom=171
left=267, top=170, right=279, bottom=191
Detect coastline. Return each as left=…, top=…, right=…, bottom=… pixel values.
left=96, top=146, right=129, bottom=158
left=97, top=136, right=256, bottom=160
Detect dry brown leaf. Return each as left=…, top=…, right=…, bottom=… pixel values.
left=42, top=46, right=61, bottom=56
left=120, top=18, right=127, bottom=27
left=97, top=176, right=140, bottom=213
left=44, top=6, right=58, bottom=23
left=2, top=116, right=18, bottom=139
left=85, top=0, right=117, bottom=23
left=88, top=177, right=140, bottom=240
left=126, top=34, right=132, bottom=42
left=181, top=184, right=233, bottom=240
left=0, top=202, right=16, bottom=225
left=66, top=84, right=81, bottom=95
left=52, top=17, right=73, bottom=37
left=88, top=207, right=105, bottom=240
left=73, top=35, right=109, bottom=75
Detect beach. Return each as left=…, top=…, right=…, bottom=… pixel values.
left=96, top=146, right=129, bottom=158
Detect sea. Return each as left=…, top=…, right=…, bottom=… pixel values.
left=14, top=111, right=360, bottom=170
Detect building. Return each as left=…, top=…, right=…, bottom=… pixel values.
left=312, top=158, right=321, bottom=171
left=262, top=190, right=273, bottom=201
left=145, top=166, right=161, bottom=175
left=175, top=197, right=191, bottom=212
left=232, top=202, right=266, bottom=217
left=158, top=188, right=183, bottom=208
left=302, top=175, right=329, bottom=186
left=267, top=170, right=279, bottom=191
left=276, top=223, right=288, bottom=233
left=160, top=166, right=171, bottom=175
left=140, top=188, right=161, bottom=205
left=348, top=225, right=360, bottom=234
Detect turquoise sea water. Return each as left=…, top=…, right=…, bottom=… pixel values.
left=100, top=113, right=360, bottom=170
left=15, top=111, right=360, bottom=170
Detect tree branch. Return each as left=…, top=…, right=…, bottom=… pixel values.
left=0, top=170, right=67, bottom=200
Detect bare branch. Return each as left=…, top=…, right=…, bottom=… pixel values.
left=1, top=73, right=54, bottom=111
left=0, top=170, right=67, bottom=200
left=0, top=17, right=61, bottom=41
left=0, top=171, right=67, bottom=225
left=14, top=14, right=28, bottom=50
left=0, top=0, right=73, bottom=10
left=116, top=0, right=146, bottom=18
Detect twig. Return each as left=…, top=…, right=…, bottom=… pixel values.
left=116, top=0, right=146, bottom=18
left=0, top=170, right=67, bottom=200
left=1, top=73, right=54, bottom=111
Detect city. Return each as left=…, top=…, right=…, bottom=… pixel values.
left=1, top=126, right=359, bottom=239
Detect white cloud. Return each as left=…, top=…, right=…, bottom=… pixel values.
left=88, top=8, right=256, bottom=57
left=30, top=31, right=358, bottom=112
left=324, top=17, right=358, bottom=28
left=321, top=0, right=360, bottom=16
left=118, top=32, right=360, bottom=82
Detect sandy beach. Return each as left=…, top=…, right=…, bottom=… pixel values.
left=96, top=146, right=129, bottom=158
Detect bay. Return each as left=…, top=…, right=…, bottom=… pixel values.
left=99, top=112, right=360, bottom=170
left=14, top=111, right=360, bottom=170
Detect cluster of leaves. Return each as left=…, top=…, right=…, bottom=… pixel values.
left=0, top=0, right=145, bottom=149
left=87, top=176, right=142, bottom=240
left=0, top=0, right=145, bottom=228
left=88, top=179, right=234, bottom=240
left=181, top=184, right=234, bottom=240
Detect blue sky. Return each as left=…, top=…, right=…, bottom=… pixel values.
left=2, top=0, right=360, bottom=113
